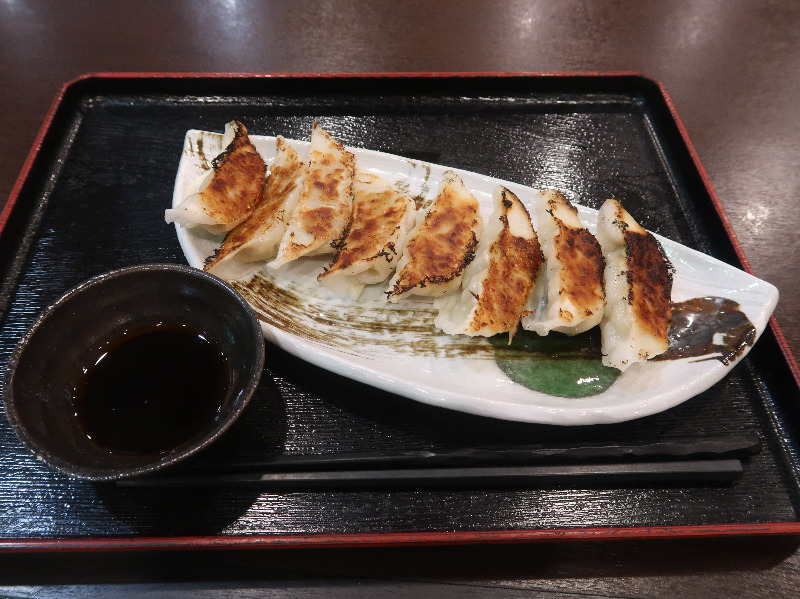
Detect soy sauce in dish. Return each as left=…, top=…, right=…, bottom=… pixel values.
left=73, top=324, right=229, bottom=455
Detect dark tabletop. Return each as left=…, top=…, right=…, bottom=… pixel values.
left=1, top=1, right=799, bottom=596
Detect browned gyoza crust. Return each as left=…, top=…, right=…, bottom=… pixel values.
left=200, top=121, right=267, bottom=225
left=625, top=229, right=673, bottom=342
left=322, top=178, right=411, bottom=275
left=303, top=161, right=350, bottom=239
left=468, top=190, right=543, bottom=333
left=388, top=176, right=480, bottom=297
left=553, top=214, right=605, bottom=324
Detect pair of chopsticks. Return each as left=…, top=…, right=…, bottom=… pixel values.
left=117, top=433, right=761, bottom=489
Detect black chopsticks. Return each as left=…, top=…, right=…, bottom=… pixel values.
left=117, top=459, right=745, bottom=489
left=116, top=433, right=760, bottom=489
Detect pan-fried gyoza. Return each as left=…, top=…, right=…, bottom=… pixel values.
left=597, top=198, right=673, bottom=371
left=318, top=171, right=417, bottom=299
left=385, top=170, right=482, bottom=302
left=521, top=190, right=605, bottom=336
left=166, top=120, right=267, bottom=234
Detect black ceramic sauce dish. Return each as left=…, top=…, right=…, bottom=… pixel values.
left=2, top=263, right=265, bottom=480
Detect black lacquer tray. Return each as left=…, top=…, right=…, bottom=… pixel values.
left=1, top=73, right=799, bottom=551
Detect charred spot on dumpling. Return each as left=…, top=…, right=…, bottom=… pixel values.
left=299, top=206, right=336, bottom=239
left=383, top=241, right=397, bottom=257
left=204, top=217, right=258, bottom=269
left=203, top=247, right=222, bottom=268
left=310, top=168, right=350, bottom=202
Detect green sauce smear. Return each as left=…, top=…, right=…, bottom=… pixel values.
left=489, top=328, right=620, bottom=398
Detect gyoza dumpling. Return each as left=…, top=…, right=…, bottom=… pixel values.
left=521, top=190, right=605, bottom=336
left=165, top=120, right=266, bottom=234
left=597, top=199, right=673, bottom=371
left=204, top=137, right=306, bottom=281
left=317, top=171, right=416, bottom=299
left=269, top=123, right=355, bottom=268
left=386, top=170, right=482, bottom=303
left=434, top=186, right=543, bottom=337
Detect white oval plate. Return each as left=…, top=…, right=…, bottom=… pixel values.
left=171, top=129, right=778, bottom=425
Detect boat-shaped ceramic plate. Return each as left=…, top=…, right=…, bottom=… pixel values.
left=172, top=128, right=778, bottom=425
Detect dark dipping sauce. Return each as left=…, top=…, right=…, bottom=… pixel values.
left=73, top=324, right=229, bottom=455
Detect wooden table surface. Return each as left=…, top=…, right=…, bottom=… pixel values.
left=1, top=1, right=798, bottom=596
